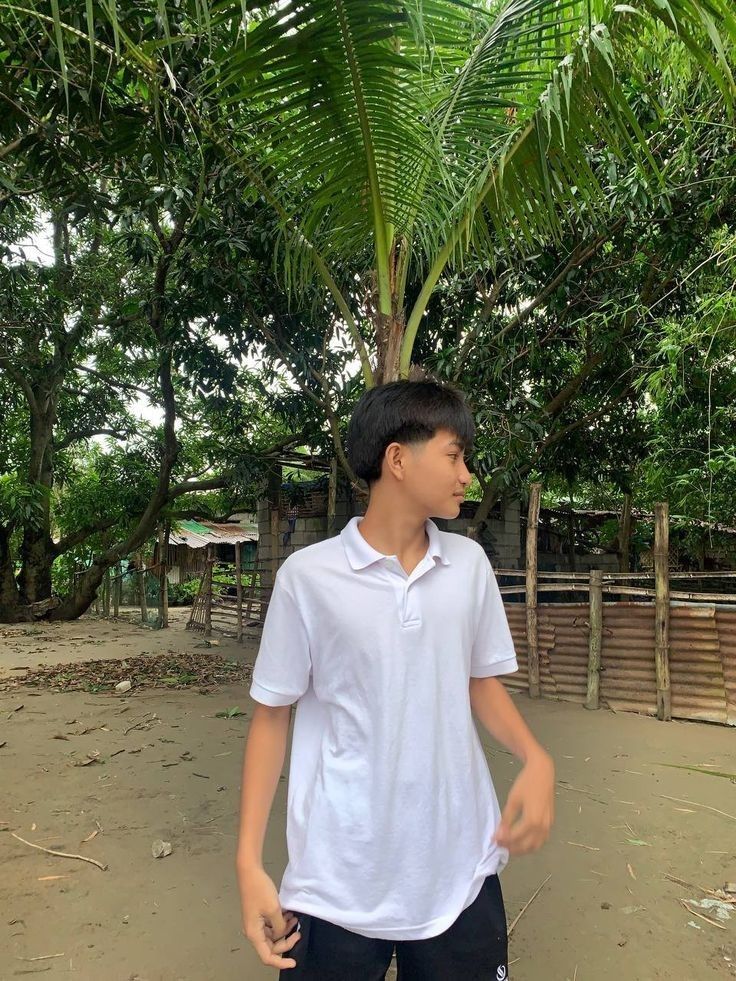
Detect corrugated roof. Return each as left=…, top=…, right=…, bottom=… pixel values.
left=169, top=518, right=258, bottom=549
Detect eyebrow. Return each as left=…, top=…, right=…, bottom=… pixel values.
left=448, top=439, right=465, bottom=450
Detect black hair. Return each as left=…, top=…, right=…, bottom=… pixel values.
left=346, top=380, right=475, bottom=484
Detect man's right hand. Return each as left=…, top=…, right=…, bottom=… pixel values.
left=238, top=865, right=301, bottom=970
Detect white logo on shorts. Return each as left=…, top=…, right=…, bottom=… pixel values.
left=496, top=967, right=507, bottom=981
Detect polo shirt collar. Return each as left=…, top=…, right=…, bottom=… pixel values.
left=341, top=516, right=451, bottom=570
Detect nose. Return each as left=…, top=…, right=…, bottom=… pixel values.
left=459, top=459, right=472, bottom=486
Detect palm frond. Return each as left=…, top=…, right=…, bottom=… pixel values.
left=204, top=0, right=449, bottom=313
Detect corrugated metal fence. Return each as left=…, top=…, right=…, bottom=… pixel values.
left=505, top=602, right=736, bottom=726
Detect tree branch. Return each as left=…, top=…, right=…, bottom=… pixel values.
left=54, top=428, right=129, bottom=451
left=52, top=518, right=119, bottom=557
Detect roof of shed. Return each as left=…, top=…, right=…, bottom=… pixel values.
left=169, top=518, right=258, bottom=549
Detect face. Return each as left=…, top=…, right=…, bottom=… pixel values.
left=384, top=427, right=473, bottom=519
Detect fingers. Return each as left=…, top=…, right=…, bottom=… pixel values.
left=250, top=924, right=301, bottom=970
left=269, top=903, right=288, bottom=940
left=265, top=912, right=298, bottom=941
left=247, top=910, right=301, bottom=970
left=494, top=794, right=522, bottom=846
left=496, top=815, right=552, bottom=854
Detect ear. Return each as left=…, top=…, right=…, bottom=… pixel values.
left=383, top=441, right=406, bottom=481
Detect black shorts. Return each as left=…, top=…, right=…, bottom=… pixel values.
left=279, top=873, right=508, bottom=981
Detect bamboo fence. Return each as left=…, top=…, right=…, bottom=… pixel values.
left=182, top=494, right=736, bottom=726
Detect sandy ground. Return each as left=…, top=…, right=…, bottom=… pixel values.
left=1, top=612, right=735, bottom=981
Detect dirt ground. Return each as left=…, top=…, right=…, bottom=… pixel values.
left=1, top=612, right=734, bottom=981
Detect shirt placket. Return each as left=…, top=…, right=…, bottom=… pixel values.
left=393, top=556, right=435, bottom=628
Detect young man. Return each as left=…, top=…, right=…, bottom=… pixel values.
left=236, top=380, right=555, bottom=979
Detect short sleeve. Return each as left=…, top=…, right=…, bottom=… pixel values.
left=470, top=560, right=518, bottom=678
left=249, top=571, right=312, bottom=706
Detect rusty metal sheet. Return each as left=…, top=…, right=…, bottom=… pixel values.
left=502, top=599, right=735, bottom=725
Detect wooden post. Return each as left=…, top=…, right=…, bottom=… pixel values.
left=235, top=541, right=243, bottom=642
left=112, top=563, right=120, bottom=618
left=270, top=507, right=280, bottom=585
left=586, top=569, right=603, bottom=710
left=566, top=503, right=576, bottom=573
left=157, top=524, right=170, bottom=629
left=526, top=482, right=542, bottom=698
left=102, top=567, right=110, bottom=618
left=327, top=458, right=338, bottom=538
left=619, top=492, right=632, bottom=573
left=654, top=502, right=671, bottom=721
left=266, top=465, right=282, bottom=589
left=204, top=544, right=213, bottom=637
left=138, top=552, right=148, bottom=626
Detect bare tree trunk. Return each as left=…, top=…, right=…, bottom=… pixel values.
left=467, top=474, right=504, bottom=542
left=17, top=409, right=57, bottom=607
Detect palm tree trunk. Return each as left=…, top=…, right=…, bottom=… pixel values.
left=374, top=312, right=405, bottom=385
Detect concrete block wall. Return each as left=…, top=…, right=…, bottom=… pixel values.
left=256, top=490, right=522, bottom=580
left=256, top=486, right=366, bottom=586
left=436, top=499, right=522, bottom=569
left=538, top=551, right=620, bottom=573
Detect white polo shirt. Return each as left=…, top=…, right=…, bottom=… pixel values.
left=249, top=516, right=518, bottom=940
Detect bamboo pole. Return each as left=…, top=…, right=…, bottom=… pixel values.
left=619, top=493, right=632, bottom=574
left=137, top=552, right=148, bottom=626
left=102, top=568, right=110, bottom=618
left=112, top=563, right=120, bottom=618
left=654, top=502, right=672, bottom=721
left=327, top=458, right=338, bottom=538
left=526, top=482, right=542, bottom=698
left=494, top=568, right=736, bottom=581
left=204, top=544, right=213, bottom=638
left=235, top=541, right=243, bottom=642
left=566, top=504, right=576, bottom=573
left=244, top=562, right=258, bottom=624
left=585, top=569, right=603, bottom=710
left=270, top=507, right=280, bottom=586
left=157, top=524, right=170, bottom=629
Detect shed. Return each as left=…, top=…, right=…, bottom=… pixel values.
left=158, top=516, right=258, bottom=584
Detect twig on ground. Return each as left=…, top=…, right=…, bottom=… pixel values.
left=10, top=832, right=108, bottom=871
left=508, top=874, right=552, bottom=936
left=659, top=794, right=736, bottom=822
left=665, top=873, right=736, bottom=904
left=16, top=953, right=65, bottom=962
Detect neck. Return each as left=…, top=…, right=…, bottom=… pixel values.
left=357, top=484, right=429, bottom=560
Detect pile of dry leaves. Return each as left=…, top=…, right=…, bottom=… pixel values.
left=4, top=650, right=252, bottom=694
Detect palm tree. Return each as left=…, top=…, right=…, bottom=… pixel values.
left=11, top=0, right=736, bottom=387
